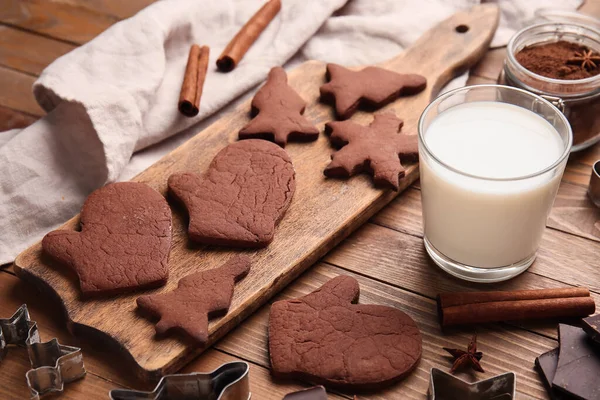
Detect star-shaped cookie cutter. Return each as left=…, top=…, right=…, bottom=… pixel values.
left=428, top=368, right=516, bottom=399
left=0, top=304, right=86, bottom=399
left=109, top=361, right=251, bottom=400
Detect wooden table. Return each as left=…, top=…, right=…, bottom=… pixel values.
left=1, top=1, right=599, bottom=399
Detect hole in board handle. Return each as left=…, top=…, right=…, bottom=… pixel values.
left=455, top=24, right=469, bottom=33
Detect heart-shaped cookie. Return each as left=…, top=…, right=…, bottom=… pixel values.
left=269, top=275, right=422, bottom=389
left=168, top=139, right=295, bottom=248
left=42, top=182, right=172, bottom=296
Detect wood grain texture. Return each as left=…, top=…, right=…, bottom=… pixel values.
left=64, top=0, right=157, bottom=20
left=326, top=222, right=599, bottom=340
left=0, top=25, right=74, bottom=75
left=0, top=271, right=143, bottom=388
left=0, top=65, right=44, bottom=116
left=549, top=181, right=600, bottom=242
left=13, top=6, right=500, bottom=381
left=0, top=348, right=122, bottom=400
left=367, top=187, right=600, bottom=294
left=0, top=105, right=37, bottom=130
left=580, top=0, right=600, bottom=16
left=0, top=0, right=118, bottom=44
left=180, top=349, right=349, bottom=400
left=465, top=74, right=495, bottom=86
left=0, top=271, right=348, bottom=400
left=393, top=179, right=600, bottom=245
left=470, top=47, right=505, bottom=81
left=0, top=271, right=131, bottom=394
left=217, top=263, right=556, bottom=399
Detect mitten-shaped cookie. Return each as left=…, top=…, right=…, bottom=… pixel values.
left=168, top=139, right=295, bottom=247
left=42, top=182, right=172, bottom=296
left=137, top=255, right=251, bottom=343
left=269, top=275, right=422, bottom=389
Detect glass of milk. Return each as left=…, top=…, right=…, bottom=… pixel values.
left=418, top=85, right=572, bottom=283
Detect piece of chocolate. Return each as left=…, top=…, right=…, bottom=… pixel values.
left=168, top=139, right=295, bottom=248
left=320, top=63, right=426, bottom=120
left=282, top=386, right=327, bottom=400
left=582, top=314, right=600, bottom=345
left=324, top=112, right=418, bottom=190
left=553, top=324, right=600, bottom=400
left=269, top=275, right=422, bottom=389
left=239, top=67, right=319, bottom=147
left=428, top=368, right=516, bottom=400
left=535, top=348, right=569, bottom=400
left=137, top=256, right=251, bottom=343
left=42, top=182, right=172, bottom=296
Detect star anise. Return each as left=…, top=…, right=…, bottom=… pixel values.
left=567, top=49, right=600, bottom=71
left=443, top=334, right=485, bottom=373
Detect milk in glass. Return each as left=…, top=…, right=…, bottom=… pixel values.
left=420, top=101, right=565, bottom=268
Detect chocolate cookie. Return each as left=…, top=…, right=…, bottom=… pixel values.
left=137, top=255, right=251, bottom=343
left=269, top=275, right=422, bottom=389
left=239, top=67, right=319, bottom=146
left=42, top=182, right=172, bottom=296
left=324, top=112, right=418, bottom=190
left=320, top=63, right=426, bottom=120
left=168, top=139, right=295, bottom=247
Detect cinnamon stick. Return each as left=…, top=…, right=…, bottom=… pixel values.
left=178, top=45, right=210, bottom=117
left=216, top=0, right=281, bottom=72
left=437, top=288, right=595, bottom=327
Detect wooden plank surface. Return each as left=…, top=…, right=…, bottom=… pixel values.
left=549, top=181, right=600, bottom=242
left=61, top=0, right=157, bottom=20
left=0, top=0, right=118, bottom=44
left=0, top=25, right=75, bottom=75
left=2, top=0, right=600, bottom=399
left=0, top=105, right=37, bottom=131
left=217, top=263, right=557, bottom=399
left=369, top=187, right=600, bottom=293
left=0, top=0, right=161, bottom=45
left=0, top=271, right=349, bottom=399
left=0, top=65, right=44, bottom=116
left=13, top=6, right=500, bottom=381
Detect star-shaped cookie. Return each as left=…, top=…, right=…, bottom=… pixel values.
left=239, top=67, right=319, bottom=146
left=324, top=112, right=418, bottom=190
left=136, top=255, right=251, bottom=343
left=320, top=63, right=426, bottom=120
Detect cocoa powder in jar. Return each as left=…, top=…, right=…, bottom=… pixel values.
left=512, top=41, right=600, bottom=147
left=515, top=41, right=600, bottom=80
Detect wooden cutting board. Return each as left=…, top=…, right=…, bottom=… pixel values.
left=14, top=5, right=499, bottom=382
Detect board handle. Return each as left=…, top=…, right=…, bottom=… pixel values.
left=382, top=4, right=500, bottom=95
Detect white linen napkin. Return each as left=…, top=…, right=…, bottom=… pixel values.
left=0, top=0, right=582, bottom=264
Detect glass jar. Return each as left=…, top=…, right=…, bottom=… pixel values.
left=499, top=22, right=600, bottom=151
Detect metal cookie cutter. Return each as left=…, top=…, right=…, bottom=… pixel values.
left=0, top=304, right=86, bottom=399
left=109, top=361, right=251, bottom=400
left=588, top=160, right=600, bottom=208
left=428, top=368, right=516, bottom=399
